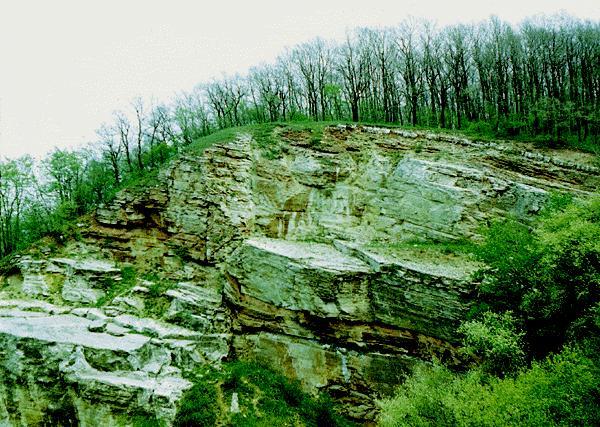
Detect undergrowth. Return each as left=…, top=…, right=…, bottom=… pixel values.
left=173, top=361, right=355, bottom=427
left=94, top=266, right=137, bottom=307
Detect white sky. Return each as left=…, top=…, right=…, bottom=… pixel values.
left=1, top=0, right=598, bottom=159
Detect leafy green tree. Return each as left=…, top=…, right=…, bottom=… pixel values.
left=43, top=149, right=84, bottom=206
left=476, top=219, right=540, bottom=310
left=0, top=156, right=35, bottom=257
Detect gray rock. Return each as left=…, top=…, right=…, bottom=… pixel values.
left=1, top=125, right=597, bottom=423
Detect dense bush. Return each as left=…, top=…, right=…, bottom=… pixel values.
left=475, top=219, right=540, bottom=311
left=173, top=380, right=218, bottom=427
left=458, top=311, right=525, bottom=376
left=475, top=196, right=600, bottom=354
left=378, top=347, right=600, bottom=427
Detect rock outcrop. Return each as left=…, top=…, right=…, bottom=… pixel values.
left=1, top=125, right=598, bottom=425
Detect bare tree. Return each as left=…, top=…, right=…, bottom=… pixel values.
left=397, top=20, right=424, bottom=126
left=96, top=123, right=122, bottom=185
left=293, top=38, right=334, bottom=120
left=338, top=31, right=371, bottom=122
left=132, top=98, right=145, bottom=171
left=114, top=111, right=133, bottom=172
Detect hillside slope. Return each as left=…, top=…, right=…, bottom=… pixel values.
left=1, top=124, right=598, bottom=425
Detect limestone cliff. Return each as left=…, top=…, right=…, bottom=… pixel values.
left=1, top=125, right=598, bottom=425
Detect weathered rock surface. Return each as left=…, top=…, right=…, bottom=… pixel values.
left=1, top=125, right=598, bottom=425
left=0, top=300, right=229, bottom=425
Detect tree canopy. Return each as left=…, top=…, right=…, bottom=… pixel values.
left=1, top=13, right=598, bottom=259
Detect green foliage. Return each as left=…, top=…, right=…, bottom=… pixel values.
left=475, top=197, right=600, bottom=353
left=174, top=362, right=354, bottom=426
left=40, top=201, right=83, bottom=243
left=95, top=266, right=137, bottom=307
left=188, top=126, right=250, bottom=154
left=83, top=159, right=117, bottom=206
left=539, top=192, right=574, bottom=217
left=458, top=311, right=525, bottom=376
left=378, top=363, right=458, bottom=427
left=227, top=362, right=351, bottom=426
left=465, top=120, right=495, bottom=139
left=120, top=266, right=137, bottom=284
left=174, top=380, right=218, bottom=427
left=0, top=156, right=36, bottom=257
left=378, top=347, right=600, bottom=427
left=475, top=219, right=540, bottom=310
left=144, top=142, right=177, bottom=169
left=43, top=148, right=85, bottom=209
left=528, top=198, right=600, bottom=344
left=379, top=195, right=600, bottom=425
left=497, top=117, right=527, bottom=138
left=131, top=415, right=164, bottom=427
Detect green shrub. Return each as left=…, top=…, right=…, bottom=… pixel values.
left=475, top=219, right=540, bottom=311
left=173, top=381, right=218, bottom=427
left=458, top=311, right=525, bottom=376
left=131, top=415, right=163, bottom=427
left=120, top=266, right=137, bottom=285
left=526, top=198, right=600, bottom=347
left=539, top=192, right=574, bottom=217
left=378, top=347, right=600, bottom=427
left=475, top=196, right=600, bottom=354
left=498, top=117, right=527, bottom=137
left=465, top=120, right=495, bottom=138
left=377, top=363, right=459, bottom=427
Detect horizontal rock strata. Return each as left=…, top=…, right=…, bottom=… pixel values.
left=1, top=125, right=598, bottom=424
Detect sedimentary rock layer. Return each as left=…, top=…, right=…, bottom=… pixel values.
left=1, top=125, right=598, bottom=424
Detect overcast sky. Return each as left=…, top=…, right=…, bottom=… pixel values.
left=1, top=0, right=598, bottom=159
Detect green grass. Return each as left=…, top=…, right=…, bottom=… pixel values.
left=188, top=121, right=341, bottom=160
left=131, top=415, right=165, bottom=427
left=249, top=123, right=280, bottom=159
left=94, top=266, right=137, bottom=307
left=188, top=125, right=255, bottom=154
left=174, top=378, right=219, bottom=427
left=369, top=239, right=477, bottom=257
left=119, top=167, right=162, bottom=191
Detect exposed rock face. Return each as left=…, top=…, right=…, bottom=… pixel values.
left=1, top=125, right=598, bottom=425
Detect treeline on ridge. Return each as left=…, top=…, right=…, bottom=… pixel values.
left=1, top=13, right=599, bottom=259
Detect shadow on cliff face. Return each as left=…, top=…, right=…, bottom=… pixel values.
left=42, top=398, right=78, bottom=427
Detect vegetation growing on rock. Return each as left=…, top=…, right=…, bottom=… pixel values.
left=378, top=347, right=599, bottom=427
left=0, top=13, right=598, bottom=426
left=173, top=362, right=353, bottom=427
left=2, top=13, right=599, bottom=262
left=378, top=196, right=600, bottom=426
left=0, top=123, right=598, bottom=425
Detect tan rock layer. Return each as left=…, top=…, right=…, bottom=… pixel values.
left=1, top=125, right=597, bottom=423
